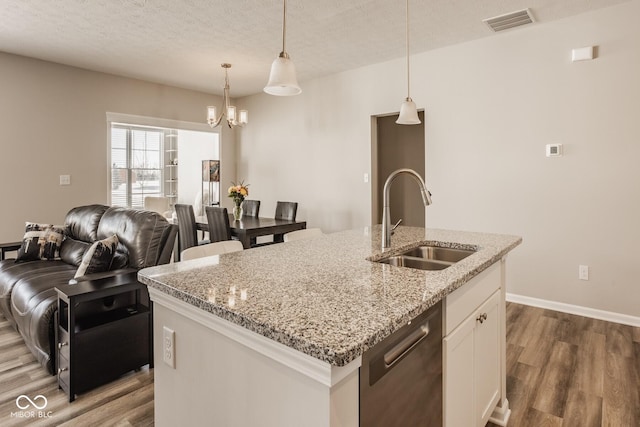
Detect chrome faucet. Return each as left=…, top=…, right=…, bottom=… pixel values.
left=381, top=168, right=432, bottom=250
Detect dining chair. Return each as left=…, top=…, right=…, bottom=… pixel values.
left=175, top=204, right=209, bottom=260
left=275, top=201, right=298, bottom=221
left=205, top=206, right=232, bottom=243
left=283, top=228, right=323, bottom=242
left=242, top=200, right=260, bottom=217
left=181, top=240, right=243, bottom=261
left=274, top=201, right=299, bottom=243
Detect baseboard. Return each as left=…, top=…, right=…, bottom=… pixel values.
left=506, top=293, right=640, bottom=327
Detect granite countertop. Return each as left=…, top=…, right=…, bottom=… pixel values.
left=138, top=226, right=521, bottom=367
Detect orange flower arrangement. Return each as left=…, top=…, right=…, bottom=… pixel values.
left=228, top=181, right=249, bottom=206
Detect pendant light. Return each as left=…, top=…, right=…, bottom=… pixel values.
left=396, top=0, right=420, bottom=125
left=264, top=0, right=302, bottom=96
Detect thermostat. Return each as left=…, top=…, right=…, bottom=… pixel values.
left=546, top=144, right=563, bottom=157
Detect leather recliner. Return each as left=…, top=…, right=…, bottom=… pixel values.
left=0, top=204, right=177, bottom=374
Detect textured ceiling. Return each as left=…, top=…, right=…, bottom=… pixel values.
left=0, top=0, right=630, bottom=97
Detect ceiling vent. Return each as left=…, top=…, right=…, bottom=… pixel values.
left=483, top=9, right=534, bottom=32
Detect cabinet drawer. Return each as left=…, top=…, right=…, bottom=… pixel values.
left=445, top=262, right=501, bottom=335
left=57, top=327, right=70, bottom=360
left=57, top=353, right=70, bottom=391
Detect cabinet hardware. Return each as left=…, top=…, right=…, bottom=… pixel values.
left=476, top=313, right=488, bottom=324
left=58, top=367, right=68, bottom=374
left=58, top=342, right=68, bottom=349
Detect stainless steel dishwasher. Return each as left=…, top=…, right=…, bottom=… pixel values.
left=360, top=301, right=442, bottom=426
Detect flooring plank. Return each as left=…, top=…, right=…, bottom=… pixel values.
left=605, top=322, right=634, bottom=358
left=522, top=407, right=563, bottom=427
left=561, top=389, right=602, bottom=427
left=569, top=330, right=605, bottom=397
left=602, top=350, right=639, bottom=427
left=531, top=341, right=577, bottom=418
left=506, top=303, right=544, bottom=347
left=517, top=315, right=560, bottom=368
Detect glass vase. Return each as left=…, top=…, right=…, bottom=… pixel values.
left=233, top=203, right=243, bottom=221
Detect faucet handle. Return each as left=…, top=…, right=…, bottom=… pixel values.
left=391, top=219, right=403, bottom=235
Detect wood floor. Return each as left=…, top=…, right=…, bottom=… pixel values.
left=489, top=303, right=640, bottom=427
left=1, top=303, right=639, bottom=426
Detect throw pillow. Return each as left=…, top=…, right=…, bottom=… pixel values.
left=74, top=234, right=119, bottom=278
left=16, top=222, right=65, bottom=261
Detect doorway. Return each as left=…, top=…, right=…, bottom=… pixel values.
left=372, top=111, right=425, bottom=227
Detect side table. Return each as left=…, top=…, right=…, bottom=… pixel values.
left=0, top=241, right=22, bottom=260
left=55, top=272, right=153, bottom=402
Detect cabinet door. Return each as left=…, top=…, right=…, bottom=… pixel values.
left=475, top=290, right=501, bottom=426
left=443, top=315, right=475, bottom=427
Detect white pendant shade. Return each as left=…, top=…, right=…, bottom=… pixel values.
left=396, top=98, right=421, bottom=125
left=264, top=56, right=301, bottom=96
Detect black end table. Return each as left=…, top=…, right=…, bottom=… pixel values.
left=55, top=272, right=153, bottom=402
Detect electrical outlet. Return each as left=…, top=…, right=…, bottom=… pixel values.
left=163, top=326, right=175, bottom=368
left=59, top=175, right=71, bottom=185
left=579, top=265, right=589, bottom=281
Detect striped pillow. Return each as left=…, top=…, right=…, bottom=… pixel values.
left=74, top=235, right=119, bottom=278
left=16, top=222, right=65, bottom=261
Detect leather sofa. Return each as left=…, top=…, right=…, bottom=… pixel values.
left=0, top=204, right=177, bottom=374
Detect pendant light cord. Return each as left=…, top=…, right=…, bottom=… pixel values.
left=282, top=0, right=287, bottom=54
left=405, top=0, right=410, bottom=99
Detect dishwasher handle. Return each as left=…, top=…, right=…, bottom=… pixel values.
left=384, top=321, right=430, bottom=367
left=365, top=303, right=441, bottom=387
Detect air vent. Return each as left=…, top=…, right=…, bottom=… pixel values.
left=483, top=9, right=534, bottom=32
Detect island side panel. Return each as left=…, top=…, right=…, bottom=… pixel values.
left=152, top=299, right=358, bottom=427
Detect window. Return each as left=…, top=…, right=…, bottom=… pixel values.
left=110, top=125, right=164, bottom=209
left=107, top=113, right=220, bottom=213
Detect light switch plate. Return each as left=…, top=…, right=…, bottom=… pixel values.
left=59, top=175, right=71, bottom=185
left=572, top=46, right=594, bottom=62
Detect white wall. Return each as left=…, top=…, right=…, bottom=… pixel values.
left=0, top=52, right=237, bottom=242
left=177, top=130, right=221, bottom=208
left=238, top=1, right=640, bottom=317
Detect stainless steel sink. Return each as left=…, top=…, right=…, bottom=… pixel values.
left=377, top=255, right=451, bottom=270
left=375, top=245, right=476, bottom=271
left=400, top=246, right=475, bottom=263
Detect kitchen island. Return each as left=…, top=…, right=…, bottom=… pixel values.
left=138, top=226, right=521, bottom=426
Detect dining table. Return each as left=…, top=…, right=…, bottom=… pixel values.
left=195, top=214, right=307, bottom=249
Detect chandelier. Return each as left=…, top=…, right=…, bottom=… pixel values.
left=207, top=63, right=248, bottom=129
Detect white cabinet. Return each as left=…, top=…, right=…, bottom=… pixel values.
left=444, top=262, right=507, bottom=427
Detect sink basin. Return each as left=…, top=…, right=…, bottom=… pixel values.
left=377, top=255, right=451, bottom=270
left=400, top=246, right=475, bottom=263
left=375, top=245, right=476, bottom=271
